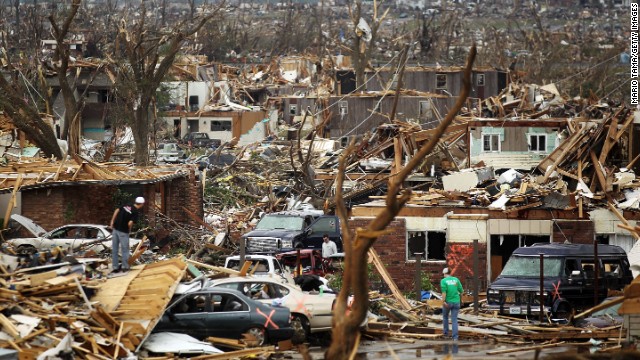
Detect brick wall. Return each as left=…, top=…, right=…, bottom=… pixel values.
left=164, top=170, right=203, bottom=227
left=348, top=218, right=488, bottom=292
left=20, top=173, right=203, bottom=232
left=553, top=220, right=595, bottom=244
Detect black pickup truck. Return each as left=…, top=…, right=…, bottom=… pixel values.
left=243, top=211, right=342, bottom=254
left=182, top=132, right=221, bottom=148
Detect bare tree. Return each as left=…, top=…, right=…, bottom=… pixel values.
left=49, top=0, right=81, bottom=155
left=110, top=0, right=221, bottom=165
left=326, top=45, right=476, bottom=359
left=348, top=0, right=388, bottom=90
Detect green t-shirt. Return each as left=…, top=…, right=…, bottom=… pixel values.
left=440, top=276, right=463, bottom=303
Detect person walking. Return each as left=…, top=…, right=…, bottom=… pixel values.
left=109, top=197, right=145, bottom=273
left=441, top=267, right=463, bottom=341
left=322, top=234, right=337, bottom=258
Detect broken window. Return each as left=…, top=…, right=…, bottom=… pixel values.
left=210, top=120, right=232, bottom=132
left=436, top=74, right=447, bottom=89
left=406, top=231, right=446, bottom=261
left=339, top=101, right=348, bottom=115
left=189, top=95, right=199, bottom=111
left=529, top=134, right=546, bottom=152
left=482, top=134, right=500, bottom=152
left=419, top=101, right=433, bottom=119
left=289, top=104, right=297, bottom=116
left=476, top=74, right=485, bottom=86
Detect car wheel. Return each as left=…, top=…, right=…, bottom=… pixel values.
left=553, top=303, right=572, bottom=322
left=17, top=245, right=37, bottom=255
left=291, top=315, right=310, bottom=344
left=245, top=327, right=266, bottom=346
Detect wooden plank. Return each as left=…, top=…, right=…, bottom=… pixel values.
left=487, top=342, right=566, bottom=355
left=45, top=273, right=81, bottom=286
left=590, top=150, right=608, bottom=192
left=185, top=259, right=241, bottom=276
left=239, top=261, right=252, bottom=276
left=0, top=313, right=20, bottom=339
left=574, top=296, right=623, bottom=319
left=29, top=270, right=58, bottom=286
left=368, top=248, right=412, bottom=310
left=3, top=174, right=22, bottom=228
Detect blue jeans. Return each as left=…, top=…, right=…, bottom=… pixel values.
left=442, top=301, right=460, bottom=340
left=112, top=230, right=130, bottom=270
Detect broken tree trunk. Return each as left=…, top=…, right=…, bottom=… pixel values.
left=325, top=45, right=476, bottom=360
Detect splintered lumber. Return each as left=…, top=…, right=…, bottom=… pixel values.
left=185, top=259, right=241, bottom=276
left=238, top=261, right=252, bottom=276
left=191, top=346, right=276, bottom=360
left=364, top=329, right=440, bottom=339
left=486, top=341, right=566, bottom=355
left=111, top=258, right=188, bottom=352
left=574, top=296, right=623, bottom=320
left=524, top=328, right=622, bottom=341
left=368, top=248, right=412, bottom=310
left=0, top=313, right=19, bottom=339
left=206, top=337, right=247, bottom=350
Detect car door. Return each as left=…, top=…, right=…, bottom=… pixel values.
left=47, top=226, right=81, bottom=250
left=206, top=293, right=250, bottom=338
left=158, top=293, right=210, bottom=339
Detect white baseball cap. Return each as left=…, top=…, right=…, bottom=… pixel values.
left=135, top=197, right=145, bottom=204
left=443, top=267, right=449, bottom=275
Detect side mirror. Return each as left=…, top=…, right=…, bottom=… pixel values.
left=570, top=270, right=582, bottom=277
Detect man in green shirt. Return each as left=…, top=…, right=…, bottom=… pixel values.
left=440, top=267, right=463, bottom=340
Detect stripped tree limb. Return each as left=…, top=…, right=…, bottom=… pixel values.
left=326, top=44, right=476, bottom=359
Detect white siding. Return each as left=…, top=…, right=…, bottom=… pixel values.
left=488, top=219, right=552, bottom=235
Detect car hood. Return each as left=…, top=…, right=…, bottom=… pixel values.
left=244, top=229, right=301, bottom=239
left=10, top=214, right=47, bottom=237
left=489, top=276, right=563, bottom=290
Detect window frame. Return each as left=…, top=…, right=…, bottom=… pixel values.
left=529, top=134, right=547, bottom=152
left=436, top=74, right=447, bottom=89
left=406, top=230, right=447, bottom=262
left=476, top=73, right=485, bottom=86
left=482, top=133, right=501, bottom=152
left=289, top=104, right=297, bottom=116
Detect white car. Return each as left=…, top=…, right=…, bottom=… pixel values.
left=7, top=214, right=141, bottom=255
left=209, top=277, right=335, bottom=343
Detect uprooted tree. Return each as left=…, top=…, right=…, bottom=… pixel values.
left=325, top=45, right=476, bottom=359
left=109, top=0, right=222, bottom=165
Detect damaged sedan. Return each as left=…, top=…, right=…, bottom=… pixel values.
left=6, top=214, right=141, bottom=255
left=154, top=288, right=294, bottom=346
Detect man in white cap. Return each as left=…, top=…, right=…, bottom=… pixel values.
left=109, top=196, right=145, bottom=273
left=441, top=267, right=463, bottom=341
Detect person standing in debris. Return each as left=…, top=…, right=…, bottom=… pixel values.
left=109, top=197, right=145, bottom=273
left=322, top=234, right=337, bottom=258
left=441, top=267, right=463, bottom=341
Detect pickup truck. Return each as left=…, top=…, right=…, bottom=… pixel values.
left=224, top=254, right=293, bottom=284
left=181, top=132, right=221, bottom=148
left=242, top=211, right=342, bottom=254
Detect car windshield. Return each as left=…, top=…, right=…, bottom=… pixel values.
left=255, top=216, right=304, bottom=231
left=193, top=133, right=206, bottom=139
left=500, top=256, right=562, bottom=277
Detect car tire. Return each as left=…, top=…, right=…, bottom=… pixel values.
left=245, top=326, right=267, bottom=347
left=17, top=245, right=37, bottom=255
left=291, top=315, right=310, bottom=344
left=553, top=303, right=572, bottom=321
